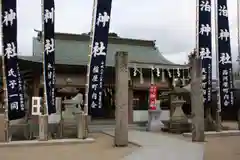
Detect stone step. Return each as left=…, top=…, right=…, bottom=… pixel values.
left=88, top=124, right=146, bottom=132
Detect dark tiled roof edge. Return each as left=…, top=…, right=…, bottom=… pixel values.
left=35, top=31, right=156, bottom=47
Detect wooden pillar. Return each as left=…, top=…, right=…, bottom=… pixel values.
left=28, top=74, right=40, bottom=116
left=38, top=114, right=48, bottom=141
left=114, top=51, right=128, bottom=147
left=29, top=74, right=40, bottom=139
left=33, top=74, right=40, bottom=96
left=128, top=87, right=133, bottom=124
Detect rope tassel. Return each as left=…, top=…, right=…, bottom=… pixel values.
left=151, top=66, right=154, bottom=84
left=161, top=69, right=165, bottom=82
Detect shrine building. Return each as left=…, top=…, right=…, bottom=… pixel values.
left=1, top=32, right=189, bottom=123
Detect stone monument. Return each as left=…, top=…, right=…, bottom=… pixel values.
left=114, top=51, right=128, bottom=147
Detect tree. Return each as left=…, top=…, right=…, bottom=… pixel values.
left=189, top=49, right=205, bottom=142
left=108, top=32, right=119, bottom=37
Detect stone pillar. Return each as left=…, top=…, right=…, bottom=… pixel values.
left=128, top=88, right=133, bottom=124
left=190, top=54, right=205, bottom=142
left=38, top=114, right=48, bottom=141
left=114, top=51, right=128, bottom=147
left=55, top=97, right=63, bottom=138
left=76, top=112, right=86, bottom=139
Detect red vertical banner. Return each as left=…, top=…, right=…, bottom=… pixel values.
left=149, top=85, right=157, bottom=110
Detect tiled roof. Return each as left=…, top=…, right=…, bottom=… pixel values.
left=21, top=33, right=188, bottom=69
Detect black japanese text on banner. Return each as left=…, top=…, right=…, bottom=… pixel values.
left=198, top=0, right=212, bottom=104
left=43, top=0, right=56, bottom=114
left=88, top=0, right=112, bottom=117
left=217, top=0, right=234, bottom=107
left=2, top=0, right=25, bottom=120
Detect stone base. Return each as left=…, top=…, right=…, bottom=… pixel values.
left=76, top=112, right=86, bottom=139
left=38, top=115, right=48, bottom=141
left=0, top=138, right=95, bottom=148
left=147, top=111, right=164, bottom=132
left=183, top=130, right=240, bottom=137
left=84, top=114, right=89, bottom=138
left=87, top=115, right=91, bottom=123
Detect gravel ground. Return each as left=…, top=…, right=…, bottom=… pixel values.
left=204, top=121, right=240, bottom=160
left=0, top=133, right=138, bottom=160
left=204, top=136, right=240, bottom=160
left=0, top=121, right=240, bottom=160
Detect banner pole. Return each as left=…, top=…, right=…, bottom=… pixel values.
left=237, top=0, right=240, bottom=130
left=195, top=0, right=199, bottom=55
left=1, top=1, right=9, bottom=142
left=84, top=0, right=97, bottom=116
left=39, top=0, right=48, bottom=141
left=1, top=54, right=9, bottom=142
left=214, top=0, right=222, bottom=132
left=83, top=0, right=97, bottom=137
left=41, top=0, right=47, bottom=116
left=237, top=0, right=240, bottom=73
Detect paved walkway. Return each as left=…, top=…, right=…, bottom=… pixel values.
left=104, top=130, right=204, bottom=160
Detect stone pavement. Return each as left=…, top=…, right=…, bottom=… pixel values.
left=0, top=138, right=95, bottom=148
left=103, top=130, right=204, bottom=160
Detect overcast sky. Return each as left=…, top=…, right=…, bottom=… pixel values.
left=2, top=0, right=240, bottom=78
